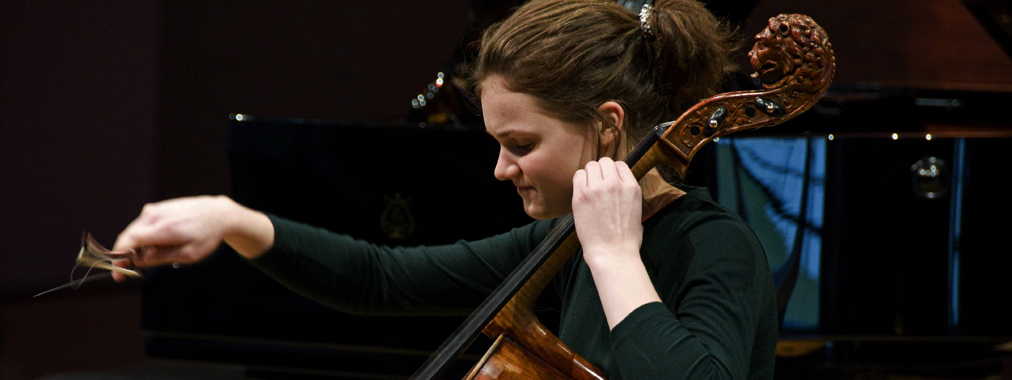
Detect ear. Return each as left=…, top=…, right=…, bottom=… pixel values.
left=596, top=101, right=625, bottom=154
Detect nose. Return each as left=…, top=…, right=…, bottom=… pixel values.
left=494, top=145, right=520, bottom=182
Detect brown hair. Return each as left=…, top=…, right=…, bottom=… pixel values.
left=472, top=0, right=738, bottom=145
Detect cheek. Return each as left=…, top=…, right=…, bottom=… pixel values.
left=522, top=153, right=568, bottom=185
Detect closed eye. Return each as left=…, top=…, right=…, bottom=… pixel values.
left=512, top=142, right=534, bottom=155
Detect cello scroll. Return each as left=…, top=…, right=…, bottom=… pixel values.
left=645, top=13, right=836, bottom=179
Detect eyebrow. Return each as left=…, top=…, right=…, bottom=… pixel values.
left=489, top=128, right=537, bottom=140
left=489, top=129, right=511, bottom=139
left=487, top=128, right=514, bottom=139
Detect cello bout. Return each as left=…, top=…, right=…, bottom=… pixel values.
left=465, top=335, right=572, bottom=380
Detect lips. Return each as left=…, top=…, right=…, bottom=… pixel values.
left=516, top=185, right=534, bottom=194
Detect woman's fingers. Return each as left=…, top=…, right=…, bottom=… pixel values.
left=582, top=157, right=631, bottom=187
left=109, top=196, right=233, bottom=273
left=577, top=157, right=635, bottom=196
left=583, top=159, right=602, bottom=185
left=573, top=168, right=588, bottom=190
left=113, top=204, right=178, bottom=253
left=114, top=225, right=166, bottom=254
left=131, top=245, right=176, bottom=268
left=615, top=160, right=633, bottom=182
left=110, top=259, right=133, bottom=283
left=572, top=157, right=642, bottom=219
left=596, top=157, right=618, bottom=183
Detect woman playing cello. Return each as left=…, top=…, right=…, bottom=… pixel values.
left=114, top=1, right=778, bottom=378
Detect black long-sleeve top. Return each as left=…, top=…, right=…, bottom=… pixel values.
left=249, top=186, right=778, bottom=379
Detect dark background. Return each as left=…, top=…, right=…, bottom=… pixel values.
left=2, top=0, right=1012, bottom=379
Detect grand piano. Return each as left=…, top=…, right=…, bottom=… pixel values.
left=142, top=1, right=1012, bottom=379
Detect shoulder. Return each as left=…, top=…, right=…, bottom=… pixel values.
left=641, top=185, right=769, bottom=283
left=645, top=186, right=759, bottom=248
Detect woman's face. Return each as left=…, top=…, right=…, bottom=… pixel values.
left=481, top=77, right=597, bottom=220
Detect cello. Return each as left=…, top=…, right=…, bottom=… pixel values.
left=412, top=13, right=836, bottom=380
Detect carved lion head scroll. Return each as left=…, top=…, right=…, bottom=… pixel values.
left=749, top=14, right=835, bottom=95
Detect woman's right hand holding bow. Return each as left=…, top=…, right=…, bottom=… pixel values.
left=110, top=195, right=274, bottom=282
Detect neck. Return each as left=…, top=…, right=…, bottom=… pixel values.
left=639, top=168, right=685, bottom=221
left=611, top=136, right=685, bottom=221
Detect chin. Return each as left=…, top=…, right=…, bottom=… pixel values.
left=524, top=204, right=567, bottom=220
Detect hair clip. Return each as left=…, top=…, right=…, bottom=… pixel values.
left=639, top=4, right=654, bottom=37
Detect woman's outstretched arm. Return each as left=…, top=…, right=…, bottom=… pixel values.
left=111, top=195, right=274, bottom=281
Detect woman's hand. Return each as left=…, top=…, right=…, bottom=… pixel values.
left=572, top=157, right=660, bottom=329
left=572, top=157, right=643, bottom=265
left=110, top=195, right=274, bottom=281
